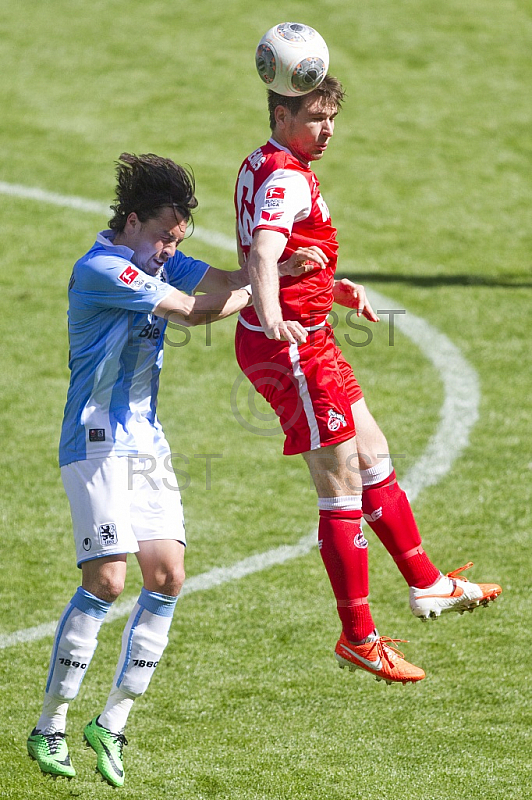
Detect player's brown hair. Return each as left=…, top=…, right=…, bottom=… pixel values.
left=108, top=153, right=198, bottom=232
left=267, top=74, right=345, bottom=131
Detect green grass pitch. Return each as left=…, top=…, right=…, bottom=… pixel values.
left=0, top=1, right=530, bottom=798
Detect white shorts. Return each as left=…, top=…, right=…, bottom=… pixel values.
left=61, top=455, right=186, bottom=567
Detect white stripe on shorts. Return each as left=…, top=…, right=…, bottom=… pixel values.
left=288, top=343, right=321, bottom=451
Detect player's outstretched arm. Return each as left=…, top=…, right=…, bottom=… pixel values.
left=193, top=264, right=250, bottom=294
left=332, top=278, right=380, bottom=322
left=248, top=229, right=307, bottom=344
left=154, top=285, right=251, bottom=327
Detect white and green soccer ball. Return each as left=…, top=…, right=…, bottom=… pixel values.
left=255, top=22, right=329, bottom=97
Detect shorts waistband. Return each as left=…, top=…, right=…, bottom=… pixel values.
left=237, top=314, right=328, bottom=333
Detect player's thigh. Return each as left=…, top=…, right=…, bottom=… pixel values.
left=61, top=456, right=140, bottom=567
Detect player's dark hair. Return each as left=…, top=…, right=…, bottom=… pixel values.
left=267, top=74, right=345, bottom=131
left=108, top=153, right=198, bottom=232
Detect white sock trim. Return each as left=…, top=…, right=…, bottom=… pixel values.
left=317, top=495, right=362, bottom=511
left=360, top=460, right=393, bottom=488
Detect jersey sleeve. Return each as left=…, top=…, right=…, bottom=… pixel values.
left=164, top=250, right=210, bottom=294
left=71, top=254, right=174, bottom=313
left=252, top=169, right=312, bottom=238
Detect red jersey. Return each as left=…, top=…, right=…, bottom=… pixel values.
left=234, top=138, right=338, bottom=328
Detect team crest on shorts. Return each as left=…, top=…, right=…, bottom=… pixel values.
left=327, top=409, right=347, bottom=432
left=98, top=523, right=118, bottom=547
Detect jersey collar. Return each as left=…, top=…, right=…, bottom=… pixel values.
left=269, top=137, right=311, bottom=167
left=96, top=229, right=135, bottom=260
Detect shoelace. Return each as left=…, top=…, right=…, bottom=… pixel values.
left=109, top=731, right=128, bottom=756
left=41, top=731, right=68, bottom=755
left=368, top=636, right=409, bottom=665
left=447, top=561, right=474, bottom=582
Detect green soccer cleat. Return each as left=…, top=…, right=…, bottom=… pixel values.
left=27, top=728, right=76, bottom=778
left=83, top=717, right=128, bottom=787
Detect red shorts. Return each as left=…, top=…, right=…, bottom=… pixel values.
left=235, top=321, right=363, bottom=456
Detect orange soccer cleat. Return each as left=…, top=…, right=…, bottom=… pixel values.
left=334, top=631, right=426, bottom=685
left=410, top=562, right=502, bottom=621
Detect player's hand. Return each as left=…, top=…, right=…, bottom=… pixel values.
left=278, top=246, right=328, bottom=277
left=332, top=279, right=380, bottom=322
left=265, top=320, right=308, bottom=344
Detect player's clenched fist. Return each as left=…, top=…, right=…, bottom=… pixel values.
left=265, top=320, right=308, bottom=343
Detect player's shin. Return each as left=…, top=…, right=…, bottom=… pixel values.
left=317, top=498, right=375, bottom=642
left=98, top=588, right=178, bottom=733
left=36, top=587, right=111, bottom=733
left=361, top=464, right=440, bottom=589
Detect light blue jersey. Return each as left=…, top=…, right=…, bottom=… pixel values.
left=59, top=231, right=209, bottom=466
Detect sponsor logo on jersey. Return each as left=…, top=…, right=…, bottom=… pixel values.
left=98, top=523, right=118, bottom=547
left=261, top=210, right=283, bottom=222
left=363, top=507, right=383, bottom=523
left=354, top=531, right=369, bottom=549
left=118, top=266, right=140, bottom=285
left=327, top=409, right=347, bottom=432
left=83, top=537, right=92, bottom=551
left=266, top=186, right=286, bottom=200
left=88, top=428, right=105, bottom=442
left=139, top=321, right=161, bottom=340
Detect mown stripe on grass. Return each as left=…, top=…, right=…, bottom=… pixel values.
left=0, top=181, right=479, bottom=649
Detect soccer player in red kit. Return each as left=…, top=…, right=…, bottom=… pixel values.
left=234, top=75, right=501, bottom=684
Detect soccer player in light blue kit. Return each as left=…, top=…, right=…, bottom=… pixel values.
left=27, top=153, right=254, bottom=786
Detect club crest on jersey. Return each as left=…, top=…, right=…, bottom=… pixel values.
left=354, top=532, right=369, bottom=549
left=98, top=523, right=118, bottom=547
left=118, top=266, right=140, bottom=285
left=327, top=409, right=347, bottom=432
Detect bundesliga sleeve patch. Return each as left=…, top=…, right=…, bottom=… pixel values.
left=118, top=266, right=140, bottom=285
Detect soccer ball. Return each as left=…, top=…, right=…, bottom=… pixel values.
left=255, top=22, right=329, bottom=97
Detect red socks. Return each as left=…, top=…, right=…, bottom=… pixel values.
left=361, top=470, right=440, bottom=589
left=318, top=508, right=375, bottom=642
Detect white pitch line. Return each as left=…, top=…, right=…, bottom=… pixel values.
left=0, top=532, right=318, bottom=648
left=0, top=180, right=237, bottom=253
left=0, top=181, right=480, bottom=650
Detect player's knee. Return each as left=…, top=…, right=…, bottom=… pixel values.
left=87, top=575, right=125, bottom=603
left=155, top=564, right=185, bottom=597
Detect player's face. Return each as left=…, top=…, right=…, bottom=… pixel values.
left=125, top=207, right=188, bottom=275
left=281, top=95, right=337, bottom=163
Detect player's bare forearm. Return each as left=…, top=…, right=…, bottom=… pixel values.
left=154, top=287, right=251, bottom=327
left=332, top=278, right=380, bottom=322
left=194, top=264, right=250, bottom=294
left=248, top=229, right=308, bottom=343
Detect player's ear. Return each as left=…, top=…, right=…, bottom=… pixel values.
left=274, top=104, right=289, bottom=129
left=125, top=212, right=140, bottom=230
